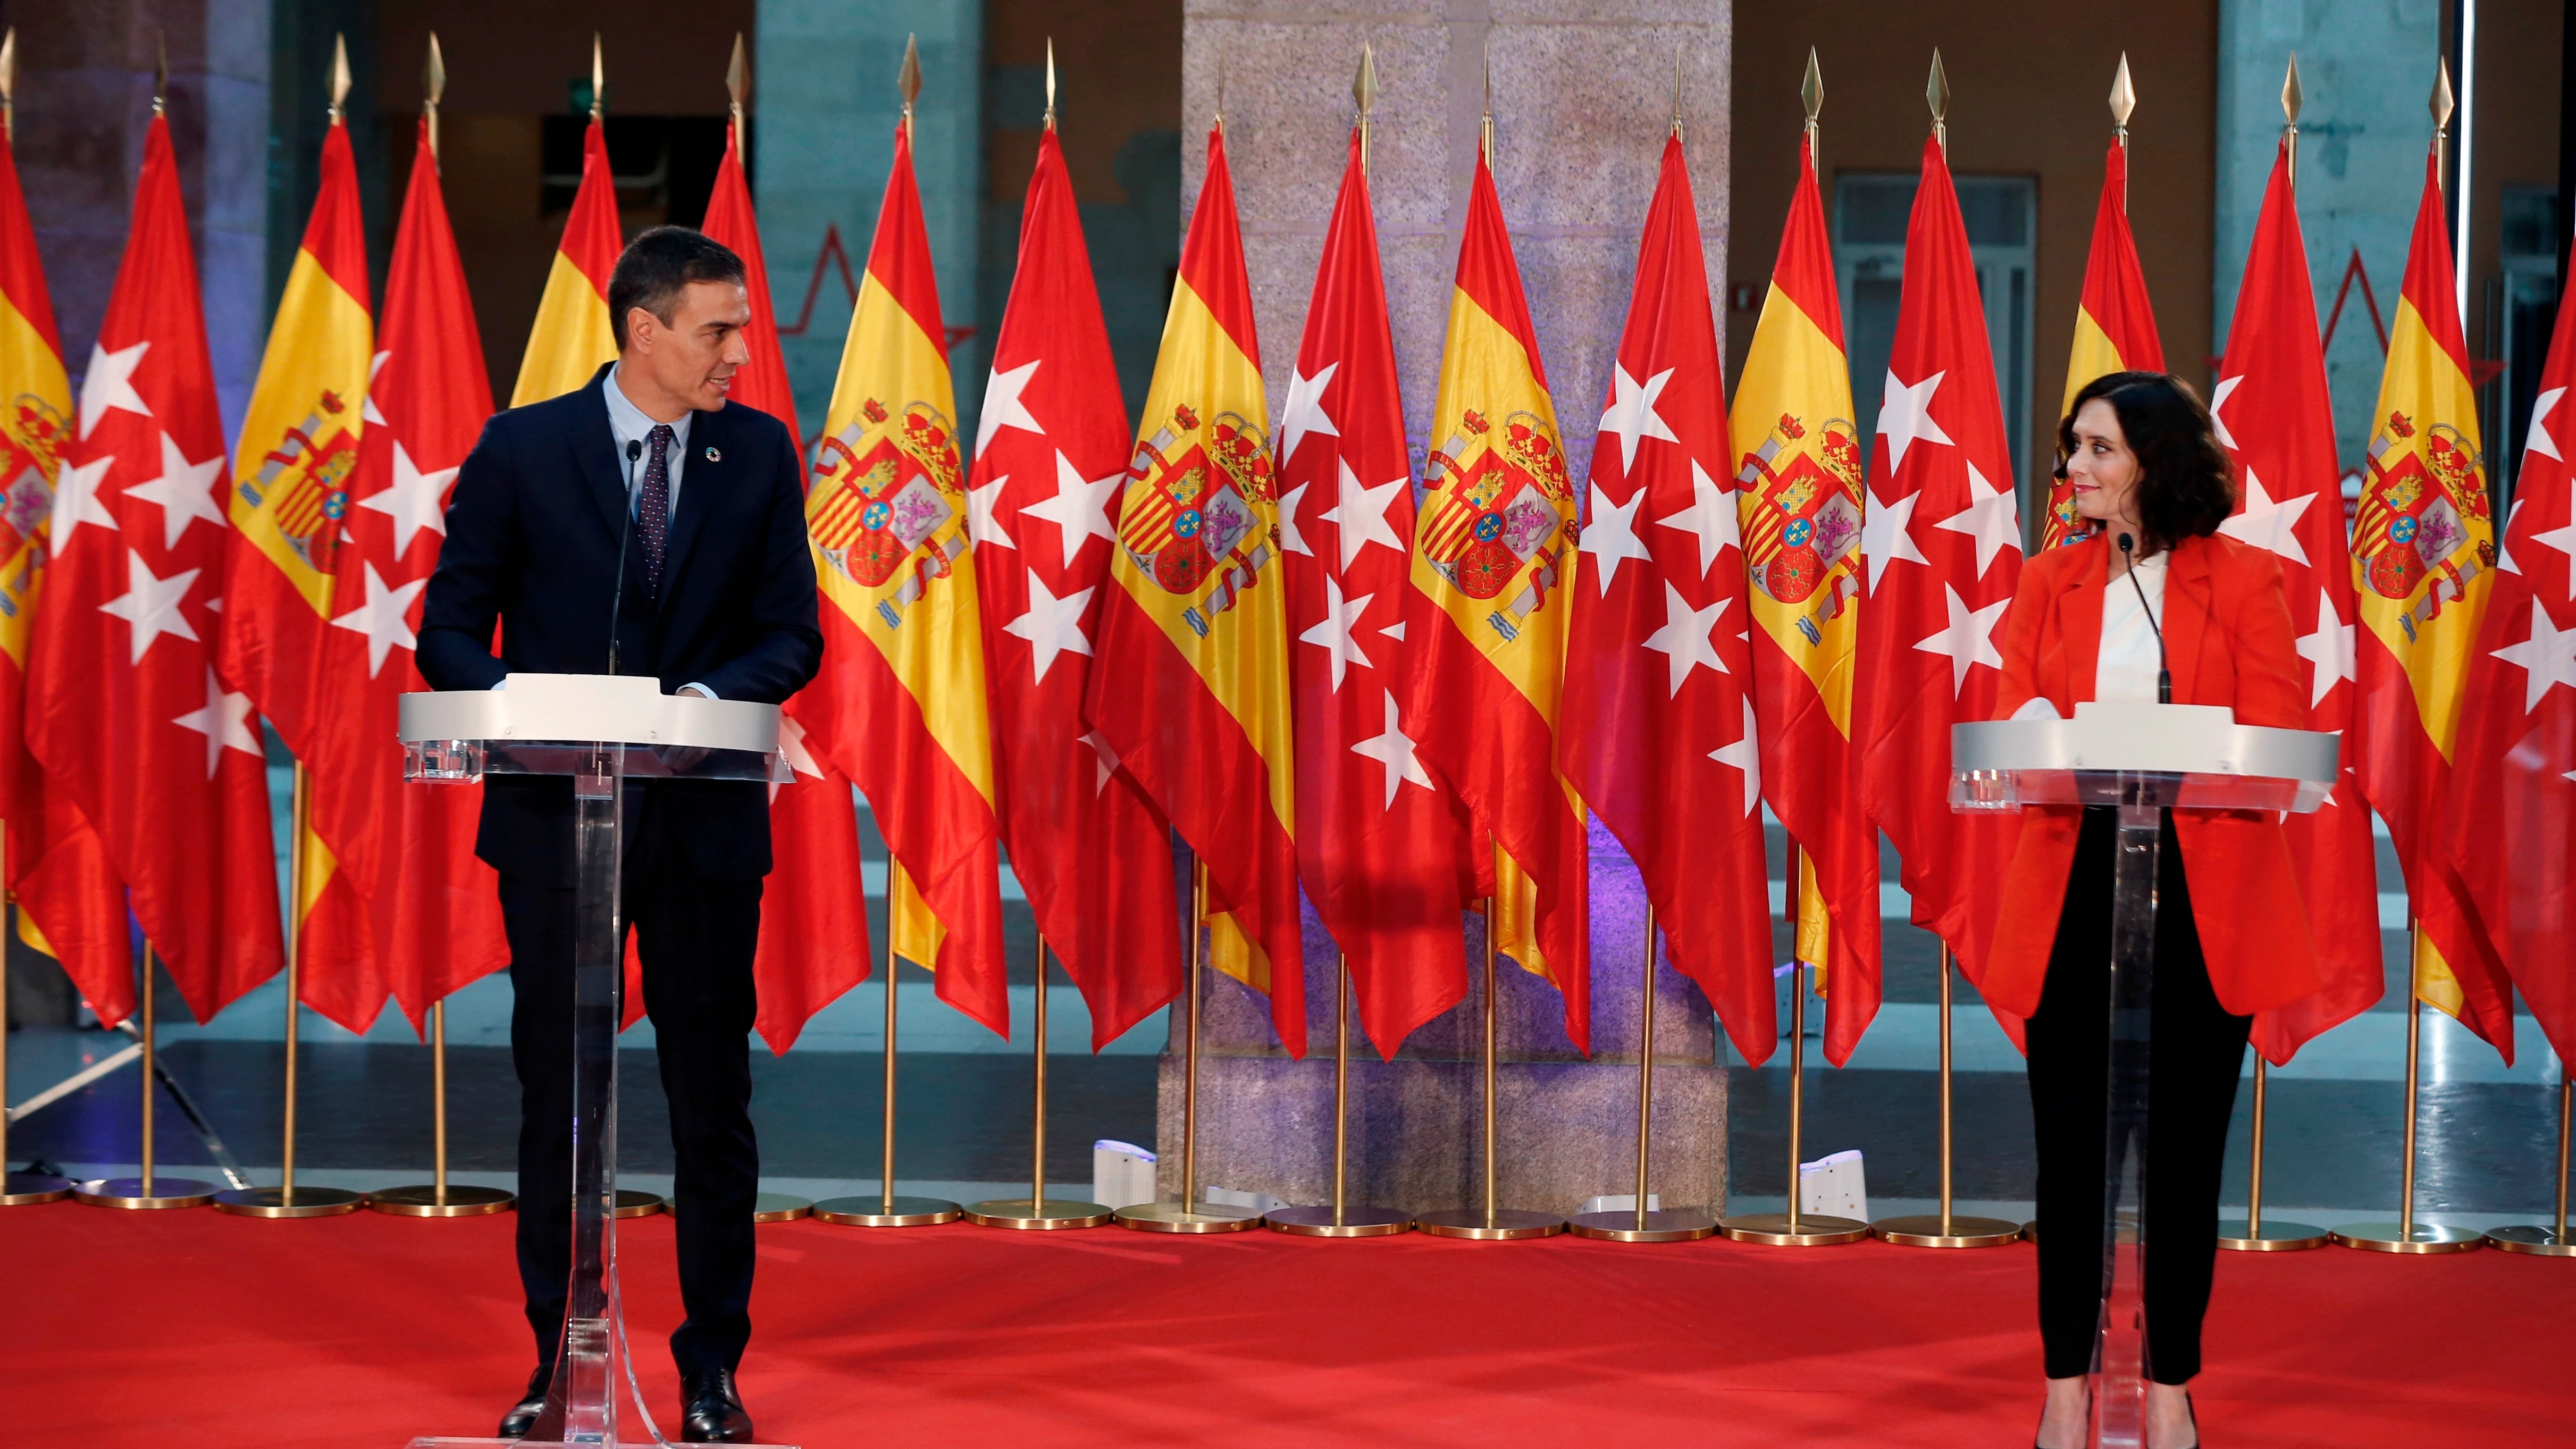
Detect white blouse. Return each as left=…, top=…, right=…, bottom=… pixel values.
left=2096, top=551, right=2169, bottom=702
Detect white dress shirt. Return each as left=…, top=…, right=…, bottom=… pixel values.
left=2096, top=551, right=2169, bottom=703
left=603, top=362, right=692, bottom=516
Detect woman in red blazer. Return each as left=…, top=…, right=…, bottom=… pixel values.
left=2002, top=373, right=2319, bottom=1449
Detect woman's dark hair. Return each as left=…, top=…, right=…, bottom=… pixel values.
left=2051, top=370, right=2236, bottom=556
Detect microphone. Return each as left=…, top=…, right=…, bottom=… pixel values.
left=608, top=438, right=641, bottom=676
left=2117, top=532, right=2171, bottom=704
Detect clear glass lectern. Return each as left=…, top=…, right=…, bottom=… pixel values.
left=1951, top=702, right=2336, bottom=1449
left=397, top=674, right=796, bottom=1448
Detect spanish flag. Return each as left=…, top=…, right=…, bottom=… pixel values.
left=1082, top=123, right=1305, bottom=1057
left=0, top=87, right=130, bottom=1004
left=1400, top=146, right=1590, bottom=1052
left=216, top=111, right=382, bottom=1031
left=2040, top=137, right=2163, bottom=552
left=791, top=116, right=1008, bottom=1035
left=511, top=115, right=619, bottom=408
left=2352, top=147, right=2515, bottom=1058
left=1727, top=131, right=1881, bottom=1058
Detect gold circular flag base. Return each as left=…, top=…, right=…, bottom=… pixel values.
left=752, top=1193, right=813, bottom=1222
left=1413, top=1207, right=1565, bottom=1241
left=2328, top=1220, right=2486, bottom=1254
left=1112, top=1201, right=1263, bottom=1234
left=962, top=1196, right=1115, bottom=1230
left=2216, top=1218, right=2329, bottom=1251
left=211, top=1185, right=366, bottom=1218
left=1567, top=1208, right=1716, bottom=1243
left=612, top=1190, right=666, bottom=1219
left=2485, top=1224, right=2576, bottom=1257
left=366, top=1184, right=515, bottom=1217
left=73, top=1176, right=216, bottom=1210
left=1263, top=1204, right=1412, bottom=1237
left=812, top=1194, right=962, bottom=1227
left=1870, top=1213, right=2024, bottom=1248
left=0, top=1172, right=74, bottom=1206
left=1719, top=1212, right=1869, bottom=1246
left=2021, top=1219, right=2039, bottom=1243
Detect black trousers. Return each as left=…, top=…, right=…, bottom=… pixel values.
left=2025, top=808, right=2250, bottom=1384
left=502, top=802, right=764, bottom=1378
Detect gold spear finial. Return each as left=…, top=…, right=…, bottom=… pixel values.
left=590, top=33, right=603, bottom=121
left=1353, top=40, right=1377, bottom=177
left=1671, top=44, right=1684, bottom=139
left=1926, top=48, right=1949, bottom=157
left=424, top=32, right=446, bottom=167
left=154, top=30, right=168, bottom=118
left=2430, top=57, right=2454, bottom=190
left=2281, top=52, right=2301, bottom=192
left=1802, top=46, right=1823, bottom=173
left=329, top=32, right=351, bottom=124
left=2, top=28, right=16, bottom=149
left=726, top=32, right=747, bottom=133
left=2109, top=52, right=2135, bottom=136
left=1044, top=37, right=1058, bottom=130
left=899, top=32, right=921, bottom=127
left=1480, top=32, right=1494, bottom=165
left=1214, top=46, right=1227, bottom=135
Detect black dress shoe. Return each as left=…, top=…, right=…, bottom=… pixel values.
left=497, top=1363, right=553, bottom=1439
left=681, top=1367, right=756, bottom=1444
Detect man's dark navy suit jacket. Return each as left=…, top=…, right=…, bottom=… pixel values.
left=417, top=365, right=823, bottom=886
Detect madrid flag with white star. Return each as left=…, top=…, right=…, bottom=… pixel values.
left=1403, top=145, right=1590, bottom=1051
left=1280, top=125, right=1467, bottom=1058
left=1560, top=131, right=1773, bottom=1064
left=794, top=118, right=1009, bottom=1034
left=27, top=114, right=282, bottom=1021
left=971, top=119, right=1182, bottom=1049
left=2351, top=149, right=2513, bottom=1058
left=701, top=111, right=874, bottom=1054
left=217, top=111, right=384, bottom=1030
left=300, top=117, right=511, bottom=1035
left=2216, top=138, right=2385, bottom=1065
left=2449, top=259, right=2576, bottom=1067
left=1856, top=134, right=2022, bottom=1004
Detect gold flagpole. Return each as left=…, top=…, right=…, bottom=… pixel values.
left=2332, top=920, right=2482, bottom=1251
left=213, top=39, right=365, bottom=1221
left=1567, top=59, right=1715, bottom=1248
left=0, top=33, right=70, bottom=1206
left=1264, top=39, right=1409, bottom=1243
left=2219, top=55, right=2327, bottom=1254
left=2488, top=1077, right=2575, bottom=1254
left=358, top=38, right=511, bottom=1222
left=818, top=858, right=961, bottom=1226
left=1417, top=894, right=1564, bottom=1239
left=70, top=52, right=208, bottom=1213
left=76, top=945, right=214, bottom=1208
left=1118, top=859, right=1261, bottom=1232
left=1868, top=52, right=2015, bottom=1252
left=1721, top=59, right=1866, bottom=1250
left=965, top=929, right=1114, bottom=1229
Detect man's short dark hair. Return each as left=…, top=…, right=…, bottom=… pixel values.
left=607, top=226, right=747, bottom=350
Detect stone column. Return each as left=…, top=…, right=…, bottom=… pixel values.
left=14, top=0, right=272, bottom=437
left=1159, top=0, right=1734, bottom=1220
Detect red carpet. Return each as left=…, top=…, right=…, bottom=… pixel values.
left=5, top=1204, right=2566, bottom=1445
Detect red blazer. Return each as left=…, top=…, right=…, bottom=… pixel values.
left=1982, top=531, right=2322, bottom=1020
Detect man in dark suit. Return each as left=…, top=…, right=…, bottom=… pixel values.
left=419, top=227, right=821, bottom=1444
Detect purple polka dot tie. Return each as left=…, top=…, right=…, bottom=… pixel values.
left=640, top=423, right=674, bottom=598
